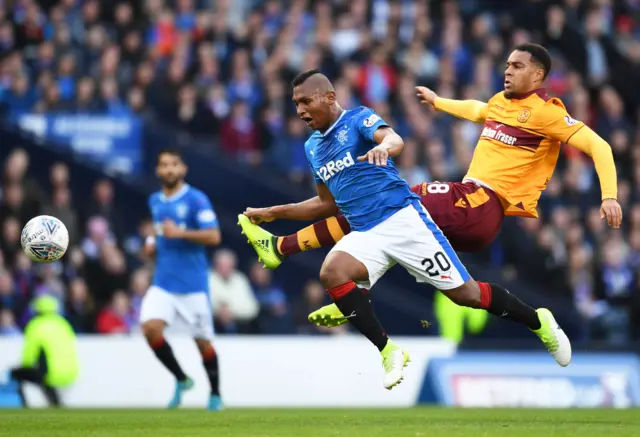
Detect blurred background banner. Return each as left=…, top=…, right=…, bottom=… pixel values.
left=13, top=113, right=143, bottom=176
left=2, top=335, right=639, bottom=409
left=0, top=371, right=21, bottom=408
left=0, top=335, right=455, bottom=408
left=421, top=352, right=640, bottom=408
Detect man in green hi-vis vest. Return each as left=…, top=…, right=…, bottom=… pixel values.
left=10, top=295, right=79, bottom=407
left=434, top=290, right=488, bottom=343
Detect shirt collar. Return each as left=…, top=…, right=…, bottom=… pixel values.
left=321, top=110, right=346, bottom=137
left=160, top=184, right=189, bottom=202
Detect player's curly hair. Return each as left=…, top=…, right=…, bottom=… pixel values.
left=514, top=43, right=552, bottom=80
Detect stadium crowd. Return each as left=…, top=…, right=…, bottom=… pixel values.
left=0, top=0, right=639, bottom=343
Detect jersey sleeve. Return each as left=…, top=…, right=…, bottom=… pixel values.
left=311, top=164, right=323, bottom=185
left=305, top=138, right=324, bottom=185
left=192, top=192, right=219, bottom=229
left=541, top=100, right=585, bottom=143
left=355, top=107, right=389, bottom=143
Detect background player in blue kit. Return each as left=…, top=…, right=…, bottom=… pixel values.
left=142, top=149, right=223, bottom=410
left=241, top=70, right=571, bottom=390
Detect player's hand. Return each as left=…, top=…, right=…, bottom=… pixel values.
left=162, top=219, right=184, bottom=239
left=244, top=207, right=276, bottom=224
left=358, top=145, right=389, bottom=166
left=416, top=86, right=438, bottom=106
left=600, top=198, right=622, bottom=229
left=143, top=241, right=156, bottom=257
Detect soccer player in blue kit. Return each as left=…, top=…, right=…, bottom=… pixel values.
left=241, top=70, right=571, bottom=390
left=142, top=149, right=223, bottom=410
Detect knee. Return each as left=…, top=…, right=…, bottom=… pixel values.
left=142, top=320, right=164, bottom=342
left=195, top=339, right=214, bottom=355
left=442, top=281, right=482, bottom=309
left=319, top=259, right=355, bottom=289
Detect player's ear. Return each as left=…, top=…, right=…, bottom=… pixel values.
left=325, top=91, right=336, bottom=105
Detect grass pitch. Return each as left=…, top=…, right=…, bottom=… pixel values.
left=1, top=408, right=639, bottom=437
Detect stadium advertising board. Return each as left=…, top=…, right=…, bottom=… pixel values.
left=14, top=113, right=143, bottom=175
left=0, top=335, right=455, bottom=408
left=420, top=352, right=640, bottom=408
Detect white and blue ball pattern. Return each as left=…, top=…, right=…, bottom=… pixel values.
left=21, top=215, right=69, bottom=263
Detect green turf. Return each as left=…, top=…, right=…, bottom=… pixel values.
left=1, top=408, right=640, bottom=437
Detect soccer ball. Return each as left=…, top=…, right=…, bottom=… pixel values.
left=21, top=215, right=69, bottom=263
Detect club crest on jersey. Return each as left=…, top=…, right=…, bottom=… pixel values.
left=564, top=115, right=579, bottom=126
left=316, top=152, right=355, bottom=182
left=337, top=127, right=349, bottom=145
left=517, top=109, right=531, bottom=123
left=176, top=203, right=189, bottom=219
left=363, top=114, right=380, bottom=128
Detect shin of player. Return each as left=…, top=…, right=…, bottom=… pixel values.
left=440, top=280, right=571, bottom=366
left=141, top=149, right=223, bottom=410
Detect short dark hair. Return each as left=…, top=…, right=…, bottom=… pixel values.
left=291, top=69, right=321, bottom=87
left=514, top=43, right=552, bottom=79
left=157, top=148, right=183, bottom=164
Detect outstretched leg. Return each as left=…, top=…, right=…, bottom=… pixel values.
left=310, top=279, right=572, bottom=366
left=238, top=214, right=350, bottom=269
left=278, top=215, right=351, bottom=256
left=440, top=280, right=571, bottom=366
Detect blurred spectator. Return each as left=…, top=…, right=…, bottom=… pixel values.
left=294, top=280, right=348, bottom=336
left=85, top=179, right=124, bottom=242
left=2, top=148, right=43, bottom=222
left=81, top=216, right=115, bottom=260
left=0, top=269, right=21, bottom=320
left=85, top=243, right=129, bottom=307
left=220, top=101, right=261, bottom=165
left=249, top=261, right=294, bottom=334
left=49, top=162, right=70, bottom=191
left=1, top=216, right=23, bottom=268
left=96, top=290, right=132, bottom=334
left=65, top=277, right=95, bottom=334
left=128, top=267, right=150, bottom=331
left=12, top=253, right=36, bottom=308
left=0, top=73, right=37, bottom=115
left=42, top=187, right=79, bottom=246
left=591, top=238, right=634, bottom=345
left=0, top=308, right=20, bottom=335
left=32, top=262, right=65, bottom=310
left=209, top=249, right=259, bottom=333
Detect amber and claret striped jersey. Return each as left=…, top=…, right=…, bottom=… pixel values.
left=462, top=89, right=585, bottom=218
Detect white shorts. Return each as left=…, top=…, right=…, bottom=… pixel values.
left=330, top=202, right=471, bottom=290
left=139, top=286, right=215, bottom=340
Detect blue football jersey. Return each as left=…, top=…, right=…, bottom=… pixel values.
left=149, top=184, right=218, bottom=294
left=305, top=106, right=419, bottom=231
